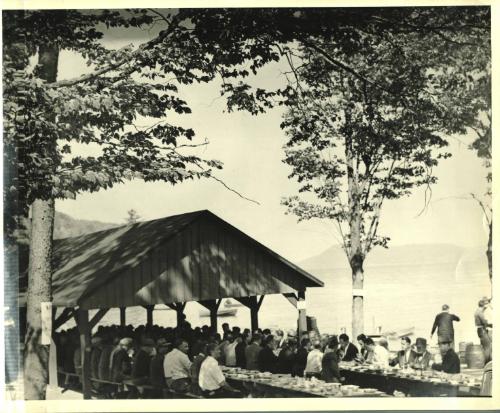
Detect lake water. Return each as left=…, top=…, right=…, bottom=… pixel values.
left=72, top=247, right=490, bottom=348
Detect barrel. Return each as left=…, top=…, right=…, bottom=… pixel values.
left=459, top=341, right=472, bottom=364
left=465, top=343, right=485, bottom=369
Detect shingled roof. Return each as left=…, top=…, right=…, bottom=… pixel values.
left=19, top=210, right=323, bottom=308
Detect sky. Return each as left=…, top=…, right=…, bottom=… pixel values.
left=55, top=13, right=490, bottom=263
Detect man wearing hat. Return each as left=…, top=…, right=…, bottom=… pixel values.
left=410, top=338, right=432, bottom=370
left=430, top=304, right=460, bottom=350
left=474, top=297, right=492, bottom=363
left=432, top=338, right=460, bottom=374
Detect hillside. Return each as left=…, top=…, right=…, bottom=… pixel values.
left=54, top=211, right=118, bottom=239
left=299, top=243, right=484, bottom=271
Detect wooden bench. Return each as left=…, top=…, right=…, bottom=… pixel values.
left=123, top=379, right=204, bottom=399
left=57, top=370, right=81, bottom=393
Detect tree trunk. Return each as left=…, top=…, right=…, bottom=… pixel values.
left=23, top=198, right=55, bottom=399
left=351, top=254, right=365, bottom=340
left=344, top=115, right=365, bottom=340
left=23, top=44, right=59, bottom=400
left=487, top=220, right=492, bottom=289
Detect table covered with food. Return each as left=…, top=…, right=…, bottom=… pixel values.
left=221, top=367, right=388, bottom=398
left=339, top=362, right=482, bottom=397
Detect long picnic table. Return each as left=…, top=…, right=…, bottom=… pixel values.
left=222, top=368, right=389, bottom=398
left=339, top=364, right=482, bottom=397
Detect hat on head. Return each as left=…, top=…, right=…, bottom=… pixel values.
left=156, top=338, right=170, bottom=347
left=119, top=337, right=133, bottom=346
left=415, top=337, right=427, bottom=346
left=442, top=304, right=449, bottom=311
left=287, top=329, right=297, bottom=337
left=91, top=336, right=103, bottom=345
left=438, top=338, right=452, bottom=345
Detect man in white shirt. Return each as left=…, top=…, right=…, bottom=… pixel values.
left=163, top=338, right=192, bottom=393
left=365, top=338, right=389, bottom=368
left=199, top=343, right=240, bottom=398
left=304, top=340, right=323, bottom=378
left=224, top=335, right=238, bottom=367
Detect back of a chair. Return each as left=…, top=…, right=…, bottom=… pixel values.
left=480, top=361, right=492, bottom=396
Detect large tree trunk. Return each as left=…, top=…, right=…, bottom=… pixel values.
left=24, top=199, right=55, bottom=399
left=23, top=44, right=59, bottom=400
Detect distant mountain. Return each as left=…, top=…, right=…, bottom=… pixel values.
left=54, top=211, right=118, bottom=239
left=299, top=243, right=484, bottom=271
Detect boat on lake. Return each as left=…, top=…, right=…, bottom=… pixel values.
left=224, top=299, right=243, bottom=308
left=199, top=308, right=237, bottom=317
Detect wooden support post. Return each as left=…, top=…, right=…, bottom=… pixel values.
left=167, top=302, right=186, bottom=327
left=120, top=307, right=126, bottom=327
left=297, top=290, right=307, bottom=337
left=235, top=296, right=265, bottom=333
left=250, top=306, right=259, bottom=332
left=145, top=305, right=155, bottom=327
left=199, top=299, right=222, bottom=331
left=211, top=299, right=222, bottom=331
left=76, top=309, right=91, bottom=400
left=176, top=302, right=186, bottom=327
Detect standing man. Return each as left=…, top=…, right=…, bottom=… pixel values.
left=474, top=297, right=492, bottom=363
left=338, top=333, right=359, bottom=362
left=304, top=340, right=324, bottom=378
left=432, top=339, right=460, bottom=374
left=431, top=304, right=460, bottom=350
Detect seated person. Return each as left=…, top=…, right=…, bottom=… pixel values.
left=292, top=338, right=309, bottom=377
left=338, top=333, right=359, bottom=362
left=163, top=338, right=192, bottom=393
left=90, top=336, right=104, bottom=380
left=276, top=340, right=295, bottom=375
left=410, top=338, right=432, bottom=370
left=365, top=338, right=389, bottom=368
left=390, top=337, right=417, bottom=369
left=130, top=338, right=155, bottom=385
left=150, top=339, right=171, bottom=388
left=432, top=339, right=460, bottom=374
left=258, top=335, right=278, bottom=373
left=190, top=340, right=208, bottom=395
left=355, top=334, right=369, bottom=362
left=199, top=343, right=240, bottom=398
left=245, top=333, right=262, bottom=371
left=110, top=337, right=134, bottom=383
left=321, top=336, right=342, bottom=383
left=97, top=337, right=115, bottom=381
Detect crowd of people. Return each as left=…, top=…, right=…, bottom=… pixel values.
left=54, top=309, right=481, bottom=399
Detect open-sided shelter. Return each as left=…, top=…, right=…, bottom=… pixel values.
left=20, top=209, right=324, bottom=398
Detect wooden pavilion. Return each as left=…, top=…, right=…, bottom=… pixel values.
left=20, top=209, right=324, bottom=398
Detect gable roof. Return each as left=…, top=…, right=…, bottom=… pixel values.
left=19, top=210, right=323, bottom=308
